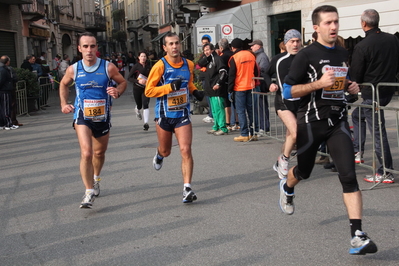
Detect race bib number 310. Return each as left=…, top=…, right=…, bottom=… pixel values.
left=321, top=66, right=348, bottom=100
left=83, top=99, right=106, bottom=122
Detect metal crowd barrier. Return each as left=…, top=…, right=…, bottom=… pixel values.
left=250, top=79, right=399, bottom=190
left=15, top=80, right=28, bottom=116
left=348, top=82, right=399, bottom=190
left=38, top=76, right=54, bottom=108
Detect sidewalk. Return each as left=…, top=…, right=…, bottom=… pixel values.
left=1, top=87, right=398, bottom=265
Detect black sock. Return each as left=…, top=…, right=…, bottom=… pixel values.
left=349, top=219, right=362, bottom=237
left=284, top=183, right=294, bottom=195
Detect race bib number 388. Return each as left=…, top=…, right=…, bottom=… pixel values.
left=321, top=66, right=348, bottom=100
left=83, top=99, right=106, bottom=122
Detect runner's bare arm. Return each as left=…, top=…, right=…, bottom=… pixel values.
left=60, top=65, right=75, bottom=113
left=107, top=62, right=127, bottom=99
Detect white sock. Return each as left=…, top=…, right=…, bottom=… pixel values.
left=184, top=183, right=191, bottom=190
left=94, top=175, right=101, bottom=182
left=143, top=108, right=149, bottom=124
left=86, top=189, right=94, bottom=194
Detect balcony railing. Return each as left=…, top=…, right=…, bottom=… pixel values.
left=142, top=14, right=159, bottom=32
left=21, top=0, right=45, bottom=20
left=0, top=0, right=32, bottom=5
left=84, top=12, right=106, bottom=32
left=127, top=19, right=143, bottom=32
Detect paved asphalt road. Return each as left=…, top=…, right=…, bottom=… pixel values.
left=1, top=86, right=398, bottom=266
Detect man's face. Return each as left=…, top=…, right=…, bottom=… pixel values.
left=163, top=35, right=181, bottom=58
left=201, top=39, right=209, bottom=46
left=78, top=36, right=98, bottom=62
left=29, top=57, right=36, bottom=64
left=313, top=11, right=339, bottom=47
left=203, top=46, right=213, bottom=57
left=250, top=44, right=260, bottom=53
left=285, top=38, right=302, bottom=55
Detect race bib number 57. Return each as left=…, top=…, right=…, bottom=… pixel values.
left=321, top=66, right=348, bottom=100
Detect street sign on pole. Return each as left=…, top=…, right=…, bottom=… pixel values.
left=220, top=24, right=234, bottom=42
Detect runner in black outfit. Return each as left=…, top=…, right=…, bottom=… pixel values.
left=265, top=29, right=302, bottom=180
left=278, top=5, right=377, bottom=255
left=127, top=51, right=152, bottom=130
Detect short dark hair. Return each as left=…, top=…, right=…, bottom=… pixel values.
left=361, top=9, right=379, bottom=28
left=203, top=43, right=214, bottom=51
left=78, top=32, right=96, bottom=45
left=312, top=5, right=338, bottom=26
left=201, top=36, right=210, bottom=42
left=163, top=32, right=179, bottom=45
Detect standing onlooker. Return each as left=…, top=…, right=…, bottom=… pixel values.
left=0, top=55, right=19, bottom=130
left=116, top=55, right=126, bottom=78
left=20, top=55, right=34, bottom=72
left=40, top=52, right=46, bottom=61
left=144, top=32, right=204, bottom=203
left=9, top=63, right=22, bottom=126
left=279, top=5, right=377, bottom=255
left=52, top=55, right=61, bottom=86
left=127, top=51, right=152, bottom=131
left=31, top=56, right=43, bottom=78
left=199, top=43, right=228, bottom=135
left=52, top=55, right=61, bottom=71
left=266, top=29, right=302, bottom=179
left=228, top=38, right=257, bottom=142
left=218, top=38, right=234, bottom=130
left=350, top=9, right=399, bottom=184
left=249, top=39, right=270, bottom=135
left=59, top=32, right=127, bottom=208
left=126, top=51, right=136, bottom=73
left=198, top=36, right=214, bottom=124
left=59, top=54, right=69, bottom=80
left=148, top=50, right=158, bottom=68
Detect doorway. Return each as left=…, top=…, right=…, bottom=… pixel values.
left=269, top=11, right=301, bottom=56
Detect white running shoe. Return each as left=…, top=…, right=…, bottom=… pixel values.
left=279, top=178, right=294, bottom=215
left=4, top=125, right=19, bottom=130
left=135, top=107, right=142, bottom=120
left=349, top=230, right=378, bottom=255
left=80, top=191, right=95, bottom=208
left=354, top=152, right=364, bottom=164
left=93, top=179, right=101, bottom=197
left=153, top=150, right=163, bottom=171
left=202, top=116, right=213, bottom=123
left=273, top=154, right=289, bottom=179
left=183, top=187, right=197, bottom=203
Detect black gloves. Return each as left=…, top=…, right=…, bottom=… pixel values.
left=171, top=79, right=182, bottom=91
left=193, top=90, right=205, bottom=101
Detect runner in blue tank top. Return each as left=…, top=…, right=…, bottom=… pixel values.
left=59, top=32, right=127, bottom=209
left=145, top=32, right=204, bottom=203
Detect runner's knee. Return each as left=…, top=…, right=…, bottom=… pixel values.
left=340, top=175, right=360, bottom=193
left=293, top=165, right=310, bottom=180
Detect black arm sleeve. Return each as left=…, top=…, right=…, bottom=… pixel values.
left=228, top=58, right=237, bottom=93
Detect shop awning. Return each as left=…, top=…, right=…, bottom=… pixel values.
left=304, top=0, right=399, bottom=41
left=195, top=4, right=253, bottom=40
left=151, top=31, right=169, bottom=43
